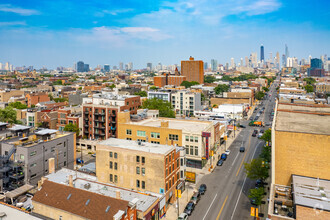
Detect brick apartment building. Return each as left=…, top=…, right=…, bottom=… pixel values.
left=181, top=56, right=204, bottom=84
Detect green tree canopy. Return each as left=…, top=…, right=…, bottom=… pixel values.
left=0, top=106, right=19, bottom=124
left=63, top=123, right=80, bottom=137
left=220, top=74, right=257, bottom=82
left=244, top=158, right=269, bottom=181
left=142, top=98, right=175, bottom=118
left=248, top=187, right=264, bottom=206
left=304, top=84, right=314, bottom=93
left=262, top=87, right=269, bottom=92
left=180, top=81, right=199, bottom=88
left=149, top=86, right=159, bottom=90
left=303, top=77, right=316, bottom=85
left=214, top=84, right=229, bottom=95
left=52, top=80, right=63, bottom=85
left=260, top=129, right=271, bottom=142
left=54, top=97, right=68, bottom=103
left=204, top=76, right=216, bottom=83
left=259, top=145, right=271, bottom=163
left=107, top=84, right=116, bottom=90
left=9, top=102, right=27, bottom=109
left=255, top=91, right=265, bottom=100
left=134, top=91, right=147, bottom=97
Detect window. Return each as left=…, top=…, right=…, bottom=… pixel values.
left=172, top=164, right=174, bottom=172
left=190, top=136, right=194, bottom=142
left=64, top=161, right=66, bottom=166
left=126, top=138, right=132, bottom=140
left=64, top=152, right=66, bottom=157
left=114, top=175, right=118, bottom=183
left=126, top=129, right=132, bottom=135
left=110, top=174, right=113, bottom=182
left=136, top=156, right=140, bottom=163
left=137, top=130, right=146, bottom=137
left=60, top=113, right=66, bottom=118
left=169, top=179, right=171, bottom=188
left=137, top=139, right=146, bottom=142
left=109, top=161, right=113, bottom=169
left=166, top=157, right=168, bottom=165
left=185, top=136, right=189, bottom=141
left=30, top=163, right=37, bottom=167
left=169, top=154, right=171, bottom=162
left=195, top=147, right=198, bottom=156
left=30, top=151, right=36, bottom=156
left=142, top=168, right=145, bottom=175
left=185, top=146, right=189, bottom=154
left=190, top=146, right=194, bottom=155
left=142, top=157, right=145, bottom=164
left=30, top=174, right=37, bottom=179
left=177, top=159, right=179, bottom=167
left=127, top=101, right=129, bottom=106
left=166, top=183, right=168, bottom=191
left=109, top=152, right=113, bottom=157
left=136, top=167, right=140, bottom=174
left=142, top=181, right=145, bottom=189
left=195, top=136, right=198, bottom=143
left=169, top=134, right=178, bottom=141
left=180, top=158, right=183, bottom=166
left=114, top=153, right=117, bottom=159
left=151, top=132, right=160, bottom=139
left=177, top=172, right=179, bottom=180
left=166, top=169, right=168, bottom=176
left=169, top=166, right=171, bottom=173
left=136, top=180, right=140, bottom=188
left=114, top=162, right=118, bottom=170
left=172, top=177, right=175, bottom=186
left=151, top=141, right=160, bottom=144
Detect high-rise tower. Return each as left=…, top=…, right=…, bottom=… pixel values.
left=260, top=45, right=264, bottom=61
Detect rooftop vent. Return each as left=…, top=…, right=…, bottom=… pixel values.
left=67, top=194, right=72, bottom=200
left=105, top=205, right=111, bottom=213
left=85, top=199, right=90, bottom=206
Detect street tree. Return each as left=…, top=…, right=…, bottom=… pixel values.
left=0, top=107, right=19, bottom=124
left=248, top=187, right=264, bottom=206
left=255, top=91, right=265, bottom=100
left=244, top=158, right=269, bottom=181
left=260, top=129, right=271, bottom=142
left=142, top=98, right=175, bottom=118
left=259, top=146, right=271, bottom=163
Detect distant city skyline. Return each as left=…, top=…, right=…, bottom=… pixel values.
left=0, top=0, right=329, bottom=69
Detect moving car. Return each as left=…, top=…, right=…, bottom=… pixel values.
left=199, top=184, right=207, bottom=195
left=252, top=130, right=258, bottom=137
left=225, top=150, right=230, bottom=155
left=239, top=147, right=245, bottom=152
left=217, top=159, right=224, bottom=166
left=239, top=124, right=246, bottom=128
left=184, top=202, right=195, bottom=215
left=76, top=158, right=84, bottom=164
left=190, top=192, right=200, bottom=205
left=178, top=213, right=188, bottom=220
left=221, top=153, right=227, bottom=160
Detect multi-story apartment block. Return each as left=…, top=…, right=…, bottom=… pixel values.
left=96, top=138, right=180, bottom=206
left=0, top=125, right=76, bottom=188
left=117, top=110, right=218, bottom=169
left=171, top=90, right=202, bottom=117
left=147, top=91, right=171, bottom=102
left=56, top=108, right=81, bottom=133
left=181, top=56, right=204, bottom=84
left=25, top=92, right=50, bottom=107
left=154, top=74, right=186, bottom=88
left=82, top=93, right=140, bottom=140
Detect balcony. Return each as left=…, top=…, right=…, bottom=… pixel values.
left=84, top=130, right=89, bottom=134
left=94, top=112, right=100, bottom=116
left=99, top=133, right=105, bottom=136
left=84, top=124, right=89, bottom=128
left=100, top=112, right=105, bottom=116
left=84, top=118, right=89, bottom=121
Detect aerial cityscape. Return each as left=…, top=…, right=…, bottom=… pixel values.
left=0, top=1, right=329, bottom=220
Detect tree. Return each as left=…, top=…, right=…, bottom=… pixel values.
left=248, top=187, right=264, bottom=206
left=255, top=91, right=265, bottom=100
left=180, top=81, right=199, bottom=88
left=108, top=84, right=116, bottom=90
left=53, top=97, right=68, bottom=103
left=303, top=77, right=316, bottom=85
left=48, top=93, right=54, bottom=101
left=0, top=107, right=19, bottom=124
left=9, top=102, right=27, bottom=109
left=304, top=84, right=314, bottom=93
left=214, top=84, right=229, bottom=95
left=262, top=87, right=269, bottom=92
left=149, top=86, right=159, bottom=90
left=204, top=76, right=216, bottom=83
left=260, top=129, right=271, bottom=142
left=52, top=80, right=63, bottom=85
left=244, top=158, right=269, bottom=181
left=259, top=146, right=271, bottom=163
left=142, top=98, right=175, bottom=118
left=64, top=123, right=80, bottom=137
left=134, top=91, right=147, bottom=97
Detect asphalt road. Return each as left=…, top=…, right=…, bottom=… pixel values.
left=188, top=82, right=277, bottom=220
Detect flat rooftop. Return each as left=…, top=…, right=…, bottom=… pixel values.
left=127, top=118, right=212, bottom=133
left=292, top=175, right=330, bottom=211
left=98, top=138, right=174, bottom=155
left=275, top=104, right=330, bottom=135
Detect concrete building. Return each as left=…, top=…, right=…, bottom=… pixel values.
left=148, top=91, right=171, bottom=102
left=96, top=138, right=180, bottom=207
left=171, top=90, right=202, bottom=117
left=0, top=126, right=76, bottom=187
left=181, top=56, right=204, bottom=84
left=82, top=92, right=140, bottom=140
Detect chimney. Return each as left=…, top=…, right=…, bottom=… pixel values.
left=37, top=180, right=42, bottom=190
left=189, top=56, right=194, bottom=61
left=161, top=121, right=169, bottom=128
left=116, top=190, right=121, bottom=199
left=68, top=175, right=73, bottom=187
left=48, top=158, right=55, bottom=174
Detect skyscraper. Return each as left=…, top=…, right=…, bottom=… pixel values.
left=147, top=63, right=152, bottom=71
left=276, top=52, right=280, bottom=67
left=284, top=44, right=289, bottom=66
left=181, top=56, right=204, bottom=84
left=127, top=62, right=133, bottom=70
left=260, top=45, right=264, bottom=61
left=204, top=62, right=208, bottom=70
left=211, top=59, right=218, bottom=71
left=119, top=62, right=123, bottom=70
left=251, top=53, right=258, bottom=67
left=77, top=61, right=84, bottom=72
left=230, top=58, right=235, bottom=69
left=104, top=64, right=110, bottom=72
left=84, top=64, right=89, bottom=72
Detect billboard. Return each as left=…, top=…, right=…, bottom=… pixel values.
left=185, top=171, right=196, bottom=183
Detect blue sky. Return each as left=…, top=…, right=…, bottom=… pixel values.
left=0, top=0, right=329, bottom=69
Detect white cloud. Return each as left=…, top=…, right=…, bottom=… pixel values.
left=95, top=8, right=134, bottom=17
left=0, top=4, right=40, bottom=16
left=0, top=21, right=26, bottom=26
left=234, top=0, right=282, bottom=16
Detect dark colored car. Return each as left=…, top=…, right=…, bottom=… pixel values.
left=199, top=184, right=207, bottom=195
left=239, top=125, right=246, bottom=128
left=76, top=158, right=84, bottom=164
left=249, top=117, right=253, bottom=120
left=250, top=198, right=258, bottom=206
left=221, top=153, right=227, bottom=160
left=184, top=202, right=195, bottom=215
left=239, top=147, right=245, bottom=152
left=217, top=159, right=224, bottom=166
left=254, top=116, right=259, bottom=120
left=190, top=192, right=200, bottom=205
left=255, top=179, right=265, bottom=187
left=252, top=130, right=258, bottom=137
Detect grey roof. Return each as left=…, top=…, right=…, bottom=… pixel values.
left=8, top=125, right=31, bottom=131
left=0, top=122, right=8, bottom=127
left=35, top=129, right=58, bottom=135
left=292, top=175, right=330, bottom=211
left=98, top=138, right=175, bottom=155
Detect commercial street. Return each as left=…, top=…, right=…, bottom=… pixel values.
left=188, top=81, right=277, bottom=220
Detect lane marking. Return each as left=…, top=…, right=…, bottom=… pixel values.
left=236, top=134, right=251, bottom=176
left=216, top=195, right=228, bottom=220
left=231, top=141, right=262, bottom=220
left=231, top=152, right=240, bottom=166
left=202, top=193, right=217, bottom=220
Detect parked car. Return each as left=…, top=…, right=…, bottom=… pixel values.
left=221, top=153, right=227, bottom=160
left=239, top=147, right=245, bottom=152
left=225, top=150, right=230, bottom=155
left=91, top=153, right=96, bottom=157
left=260, top=129, right=264, bottom=133
left=255, top=179, right=265, bottom=187
left=239, top=125, right=246, bottom=128
left=217, top=159, right=224, bottom=166
left=252, top=130, right=258, bottom=137
left=254, top=116, right=259, bottom=120
left=76, top=158, right=84, bottom=164
left=184, top=202, right=195, bottom=215
left=190, top=192, right=200, bottom=205
left=178, top=213, right=188, bottom=220
left=199, top=184, right=207, bottom=195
